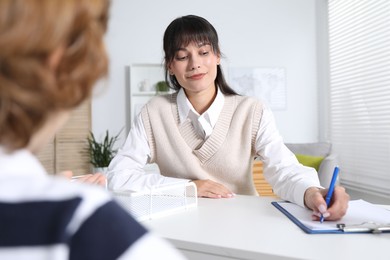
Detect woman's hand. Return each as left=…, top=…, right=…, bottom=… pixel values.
left=60, top=170, right=107, bottom=188
left=304, top=186, right=350, bottom=221
left=191, top=179, right=235, bottom=199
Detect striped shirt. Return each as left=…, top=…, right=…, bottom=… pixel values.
left=0, top=148, right=185, bottom=260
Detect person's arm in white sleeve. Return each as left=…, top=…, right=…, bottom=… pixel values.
left=255, top=105, right=321, bottom=207
left=107, top=112, right=188, bottom=191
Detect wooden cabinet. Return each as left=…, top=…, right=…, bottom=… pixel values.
left=37, top=100, right=91, bottom=176
left=252, top=160, right=277, bottom=197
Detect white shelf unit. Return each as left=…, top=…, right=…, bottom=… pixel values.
left=126, top=64, right=166, bottom=132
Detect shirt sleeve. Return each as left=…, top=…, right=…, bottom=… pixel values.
left=70, top=200, right=186, bottom=260
left=255, top=105, right=321, bottom=207
left=107, top=113, right=188, bottom=191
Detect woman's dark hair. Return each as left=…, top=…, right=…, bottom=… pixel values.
left=163, top=15, right=237, bottom=95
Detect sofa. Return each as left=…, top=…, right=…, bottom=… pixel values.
left=285, top=142, right=338, bottom=187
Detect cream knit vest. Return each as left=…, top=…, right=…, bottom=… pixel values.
left=141, top=93, right=263, bottom=195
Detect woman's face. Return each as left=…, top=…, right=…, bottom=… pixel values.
left=169, top=41, right=220, bottom=96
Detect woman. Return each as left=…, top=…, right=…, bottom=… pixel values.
left=108, top=15, right=349, bottom=221
left=0, top=1, right=184, bottom=259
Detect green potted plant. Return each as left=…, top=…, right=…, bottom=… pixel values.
left=87, top=130, right=121, bottom=174
left=155, top=80, right=170, bottom=94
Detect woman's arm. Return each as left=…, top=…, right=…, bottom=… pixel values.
left=107, top=113, right=187, bottom=191
left=256, top=105, right=349, bottom=220
left=255, top=105, right=321, bottom=206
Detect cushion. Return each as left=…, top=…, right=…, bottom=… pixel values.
left=285, top=142, right=331, bottom=157
left=295, top=154, right=324, bottom=171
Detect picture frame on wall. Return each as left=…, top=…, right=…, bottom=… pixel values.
left=228, top=67, right=286, bottom=110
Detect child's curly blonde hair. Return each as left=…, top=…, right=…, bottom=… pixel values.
left=0, top=0, right=110, bottom=151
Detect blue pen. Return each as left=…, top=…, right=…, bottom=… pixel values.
left=320, top=166, right=340, bottom=223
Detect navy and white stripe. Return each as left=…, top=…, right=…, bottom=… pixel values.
left=0, top=148, right=185, bottom=259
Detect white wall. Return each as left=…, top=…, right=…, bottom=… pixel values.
left=92, top=0, right=320, bottom=145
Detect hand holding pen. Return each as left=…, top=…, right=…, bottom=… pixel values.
left=60, top=170, right=107, bottom=188
left=304, top=166, right=350, bottom=222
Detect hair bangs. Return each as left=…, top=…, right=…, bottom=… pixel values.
left=174, top=27, right=215, bottom=52
left=164, top=15, right=220, bottom=64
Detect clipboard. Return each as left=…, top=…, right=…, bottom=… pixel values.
left=272, top=199, right=390, bottom=234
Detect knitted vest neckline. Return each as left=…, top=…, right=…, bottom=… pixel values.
left=170, top=93, right=236, bottom=164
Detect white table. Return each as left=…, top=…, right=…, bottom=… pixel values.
left=143, top=195, right=390, bottom=260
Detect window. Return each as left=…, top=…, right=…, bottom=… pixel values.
left=328, top=0, right=390, bottom=197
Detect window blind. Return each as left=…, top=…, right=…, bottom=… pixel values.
left=328, top=0, right=390, bottom=197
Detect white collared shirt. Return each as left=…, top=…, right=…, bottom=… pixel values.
left=0, top=148, right=47, bottom=179
left=108, top=89, right=320, bottom=207
left=177, top=87, right=224, bottom=139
